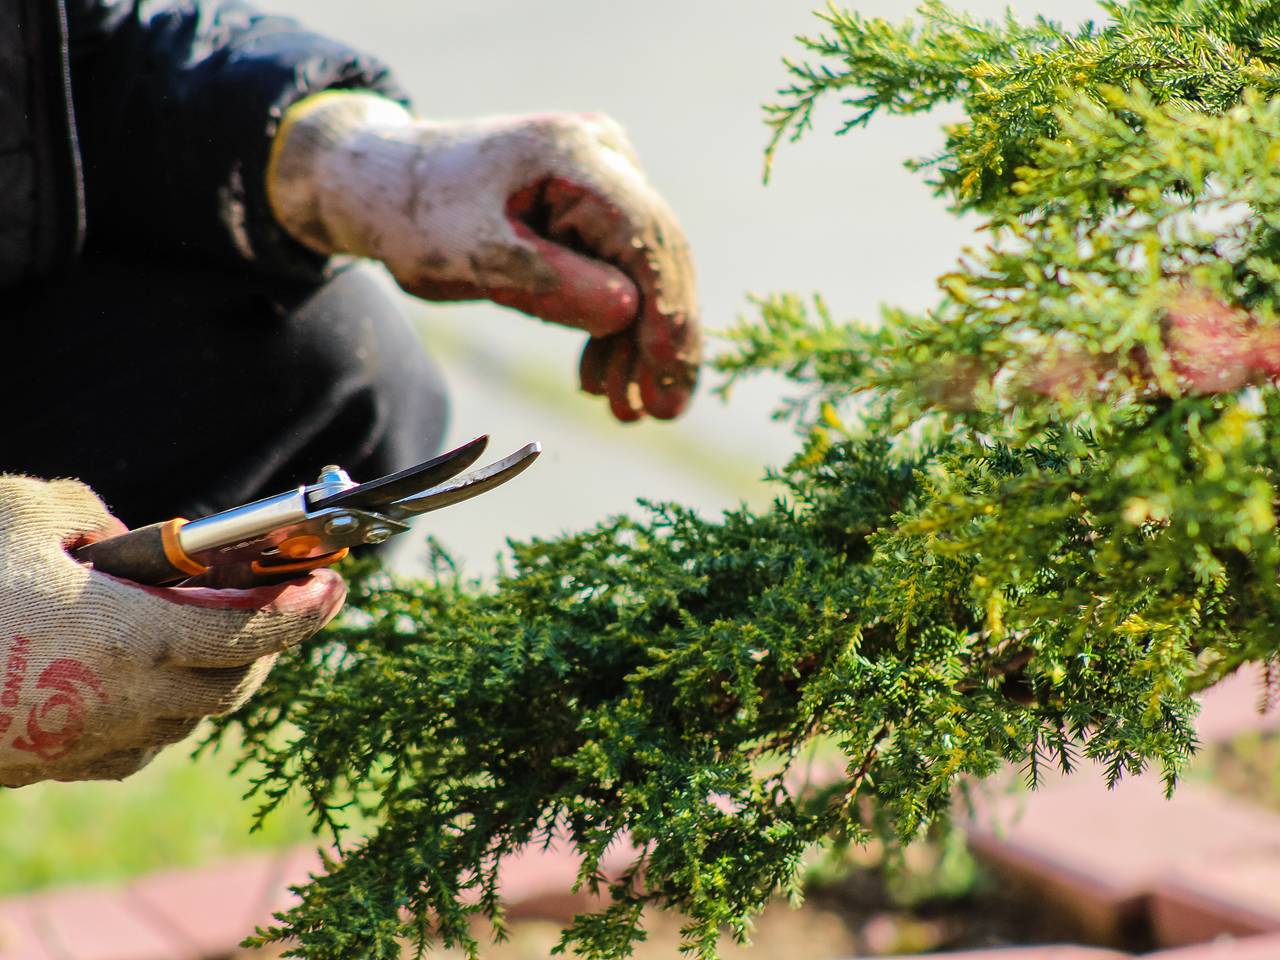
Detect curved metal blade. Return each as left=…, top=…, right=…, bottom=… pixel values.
left=312, top=435, right=490, bottom=511
left=387, top=442, right=542, bottom=518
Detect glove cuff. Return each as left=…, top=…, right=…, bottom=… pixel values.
left=266, top=91, right=414, bottom=256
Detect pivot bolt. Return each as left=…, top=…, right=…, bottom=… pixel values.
left=364, top=525, right=394, bottom=545
left=309, top=464, right=355, bottom=503
left=324, top=514, right=360, bottom=537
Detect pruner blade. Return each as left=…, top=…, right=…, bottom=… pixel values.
left=386, top=442, right=542, bottom=519
left=312, top=434, right=490, bottom=511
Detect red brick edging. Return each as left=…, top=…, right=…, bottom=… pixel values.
left=5, top=666, right=1280, bottom=959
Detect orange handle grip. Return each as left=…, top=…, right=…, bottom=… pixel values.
left=250, top=548, right=349, bottom=578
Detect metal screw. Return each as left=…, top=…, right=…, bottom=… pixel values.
left=309, top=464, right=355, bottom=503
left=364, top=525, right=394, bottom=545
left=324, top=514, right=360, bottom=537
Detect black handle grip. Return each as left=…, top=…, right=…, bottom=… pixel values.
left=74, top=521, right=194, bottom=585
left=184, top=563, right=318, bottom=588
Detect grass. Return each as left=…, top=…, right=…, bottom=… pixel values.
left=0, top=728, right=322, bottom=895
left=1187, top=729, right=1280, bottom=811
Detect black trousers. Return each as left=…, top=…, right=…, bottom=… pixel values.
left=2, top=257, right=449, bottom=527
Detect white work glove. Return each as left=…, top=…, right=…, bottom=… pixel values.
left=0, top=476, right=345, bottom=787
left=267, top=92, right=700, bottom=422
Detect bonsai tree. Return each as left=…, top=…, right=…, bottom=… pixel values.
left=213, top=1, right=1280, bottom=956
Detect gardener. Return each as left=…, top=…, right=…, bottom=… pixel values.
left=0, top=0, right=699, bottom=786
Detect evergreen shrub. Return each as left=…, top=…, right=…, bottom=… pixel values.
left=216, top=2, right=1280, bottom=955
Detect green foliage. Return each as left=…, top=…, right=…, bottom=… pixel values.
left=217, top=2, right=1280, bottom=957
left=766, top=0, right=1280, bottom=205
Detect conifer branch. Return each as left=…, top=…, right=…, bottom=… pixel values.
left=211, top=3, right=1280, bottom=957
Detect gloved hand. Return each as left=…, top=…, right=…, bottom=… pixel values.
left=267, top=92, right=699, bottom=422
left=0, top=476, right=345, bottom=787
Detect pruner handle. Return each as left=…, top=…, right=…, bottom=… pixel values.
left=75, top=518, right=347, bottom=587
left=74, top=519, right=206, bottom=585
left=185, top=550, right=350, bottom=589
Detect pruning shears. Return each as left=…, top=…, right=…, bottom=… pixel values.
left=75, top=436, right=540, bottom=586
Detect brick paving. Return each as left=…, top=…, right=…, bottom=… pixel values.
left=1149, top=859, right=1280, bottom=948
left=14, top=886, right=196, bottom=960
left=964, top=773, right=1280, bottom=946
left=1192, top=665, right=1280, bottom=743
left=892, top=949, right=1130, bottom=959
left=959, top=664, right=1280, bottom=951
left=891, top=941, right=1280, bottom=960
left=126, top=853, right=289, bottom=957
left=0, top=849, right=316, bottom=960
left=4, top=666, right=1280, bottom=958
left=0, top=898, right=58, bottom=960
left=1155, top=934, right=1280, bottom=958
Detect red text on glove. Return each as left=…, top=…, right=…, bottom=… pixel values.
left=0, top=635, right=32, bottom=736
left=11, top=658, right=107, bottom=761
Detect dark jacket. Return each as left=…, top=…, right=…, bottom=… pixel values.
left=2, top=0, right=408, bottom=289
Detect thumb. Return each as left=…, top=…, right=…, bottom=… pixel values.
left=489, top=222, right=639, bottom=337
left=98, top=568, right=347, bottom=668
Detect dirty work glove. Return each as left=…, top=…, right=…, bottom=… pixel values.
left=267, top=92, right=700, bottom=422
left=0, top=476, right=346, bottom=787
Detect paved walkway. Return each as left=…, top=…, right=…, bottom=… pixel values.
left=3, top=843, right=1280, bottom=960
left=962, top=666, right=1280, bottom=951
left=3, top=666, right=1279, bottom=959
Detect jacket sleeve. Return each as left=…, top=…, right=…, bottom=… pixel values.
left=66, top=0, right=411, bottom=280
